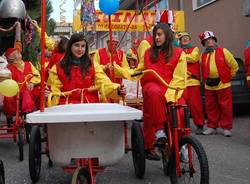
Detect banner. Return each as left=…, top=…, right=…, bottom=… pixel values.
left=73, top=10, right=185, bottom=32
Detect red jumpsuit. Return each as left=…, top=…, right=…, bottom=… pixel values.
left=142, top=48, right=186, bottom=150
left=201, top=47, right=238, bottom=130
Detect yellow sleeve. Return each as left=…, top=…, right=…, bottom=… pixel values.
left=186, top=47, right=200, bottom=63
left=137, top=40, right=150, bottom=71
left=93, top=49, right=106, bottom=70
left=30, top=63, right=41, bottom=84
left=165, top=51, right=187, bottom=102
left=37, top=27, right=55, bottom=51
left=47, top=65, right=63, bottom=105
left=223, top=48, right=239, bottom=77
left=93, top=62, right=121, bottom=100
left=112, top=52, right=135, bottom=80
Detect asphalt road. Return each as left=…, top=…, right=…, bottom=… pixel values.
left=1, top=114, right=250, bottom=184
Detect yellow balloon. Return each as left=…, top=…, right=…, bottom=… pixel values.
left=0, top=79, right=19, bottom=97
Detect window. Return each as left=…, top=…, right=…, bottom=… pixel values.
left=192, top=0, right=217, bottom=10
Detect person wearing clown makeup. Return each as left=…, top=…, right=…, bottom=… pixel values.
left=3, top=48, right=41, bottom=128
left=199, top=31, right=238, bottom=137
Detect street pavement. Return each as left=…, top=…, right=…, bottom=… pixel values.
left=1, top=114, right=250, bottom=184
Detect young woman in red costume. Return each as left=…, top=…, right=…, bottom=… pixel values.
left=141, top=23, right=187, bottom=160
left=47, top=33, right=123, bottom=105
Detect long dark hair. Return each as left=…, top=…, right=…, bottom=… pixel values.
left=150, top=23, right=174, bottom=63
left=57, top=36, right=69, bottom=53
left=60, top=33, right=92, bottom=80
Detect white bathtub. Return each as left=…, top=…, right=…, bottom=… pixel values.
left=26, top=103, right=142, bottom=166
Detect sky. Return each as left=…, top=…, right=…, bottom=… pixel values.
left=51, top=0, right=100, bottom=23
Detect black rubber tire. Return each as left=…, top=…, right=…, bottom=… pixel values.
left=25, top=123, right=31, bottom=144
left=71, top=167, right=91, bottom=184
left=170, top=136, right=209, bottom=184
left=29, top=126, right=42, bottom=183
left=161, top=149, right=171, bottom=176
left=48, top=157, right=53, bottom=168
left=131, top=122, right=145, bottom=179
left=18, top=127, right=24, bottom=161
left=0, top=160, right=5, bottom=184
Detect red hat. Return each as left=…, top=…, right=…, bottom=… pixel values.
left=160, top=10, right=175, bottom=32
left=199, top=31, right=217, bottom=46
left=5, top=48, right=18, bottom=59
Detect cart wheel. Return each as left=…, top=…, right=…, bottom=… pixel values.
left=29, top=126, right=42, bottom=183
left=25, top=123, right=31, bottom=144
left=131, top=122, right=145, bottom=178
left=0, top=160, right=5, bottom=184
left=161, top=149, right=170, bottom=176
left=17, top=127, right=24, bottom=161
left=71, top=167, right=91, bottom=184
left=48, top=157, right=53, bottom=168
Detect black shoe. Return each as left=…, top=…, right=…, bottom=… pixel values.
left=195, top=126, right=204, bottom=135
left=154, top=137, right=167, bottom=148
left=145, top=150, right=161, bottom=161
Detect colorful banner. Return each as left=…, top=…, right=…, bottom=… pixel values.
left=73, top=10, right=185, bottom=32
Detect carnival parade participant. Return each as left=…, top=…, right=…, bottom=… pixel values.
left=199, top=31, right=238, bottom=137
left=178, top=32, right=205, bottom=134
left=47, top=33, right=124, bottom=105
left=3, top=48, right=41, bottom=127
left=140, top=23, right=186, bottom=160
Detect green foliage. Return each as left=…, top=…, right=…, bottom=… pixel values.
left=22, top=0, right=56, bottom=66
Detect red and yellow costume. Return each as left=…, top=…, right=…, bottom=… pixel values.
left=47, top=62, right=121, bottom=106
left=4, top=61, right=41, bottom=116
left=93, top=48, right=129, bottom=84
left=141, top=48, right=186, bottom=150
left=182, top=46, right=204, bottom=127
left=201, top=47, right=238, bottom=130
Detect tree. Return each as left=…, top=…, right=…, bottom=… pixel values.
left=21, top=0, right=56, bottom=65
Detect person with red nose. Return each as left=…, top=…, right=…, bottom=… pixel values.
left=178, top=32, right=205, bottom=134
left=199, top=31, right=238, bottom=137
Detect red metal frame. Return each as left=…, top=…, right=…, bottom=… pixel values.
left=63, top=158, right=104, bottom=184
left=165, top=104, right=194, bottom=177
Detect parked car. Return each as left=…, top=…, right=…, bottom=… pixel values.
left=231, top=58, right=250, bottom=105
left=200, top=58, right=250, bottom=113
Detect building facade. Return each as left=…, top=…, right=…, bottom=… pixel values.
left=168, top=0, right=250, bottom=58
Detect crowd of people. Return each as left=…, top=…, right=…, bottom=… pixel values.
left=1, top=16, right=249, bottom=161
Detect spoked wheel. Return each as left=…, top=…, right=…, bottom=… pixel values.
left=17, top=127, right=24, bottom=161
left=29, top=126, right=42, bottom=183
left=170, top=136, right=209, bottom=184
left=0, top=160, right=5, bottom=184
left=161, top=147, right=171, bottom=176
left=71, top=167, right=91, bottom=184
left=131, top=122, right=145, bottom=178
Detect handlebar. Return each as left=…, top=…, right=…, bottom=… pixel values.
left=47, top=85, right=108, bottom=107
left=131, top=69, right=185, bottom=91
